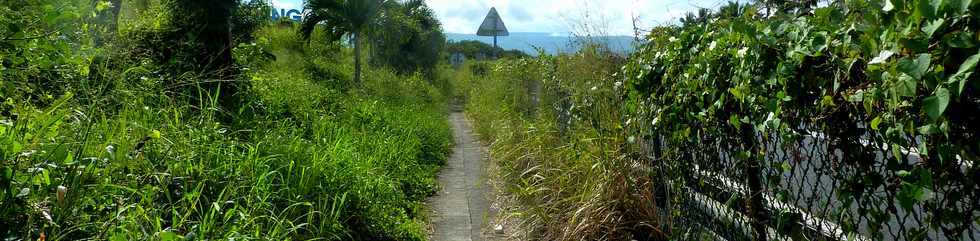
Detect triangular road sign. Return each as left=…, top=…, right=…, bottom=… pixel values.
left=477, top=7, right=509, bottom=36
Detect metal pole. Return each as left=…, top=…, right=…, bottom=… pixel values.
left=493, top=35, right=498, bottom=59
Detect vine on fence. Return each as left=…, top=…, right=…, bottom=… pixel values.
left=623, top=0, right=978, bottom=240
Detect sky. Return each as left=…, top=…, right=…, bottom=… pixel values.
left=270, top=0, right=725, bottom=36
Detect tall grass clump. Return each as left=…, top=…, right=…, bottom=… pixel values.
left=458, top=45, right=665, bottom=240
left=1, top=2, right=451, bottom=240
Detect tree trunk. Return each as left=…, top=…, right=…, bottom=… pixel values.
left=172, top=0, right=238, bottom=114
left=108, top=0, right=122, bottom=32
left=93, top=0, right=123, bottom=46
left=201, top=1, right=237, bottom=112
left=354, top=31, right=362, bottom=83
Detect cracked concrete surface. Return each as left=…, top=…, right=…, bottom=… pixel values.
left=428, top=113, right=489, bottom=241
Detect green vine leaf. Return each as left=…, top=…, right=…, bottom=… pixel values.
left=871, top=116, right=883, bottom=130
left=917, top=124, right=939, bottom=135
left=897, top=54, right=931, bottom=79
left=895, top=74, right=918, bottom=97
left=946, top=32, right=977, bottom=49
left=946, top=0, right=972, bottom=14
left=917, top=0, right=942, bottom=19
left=922, top=87, right=950, bottom=120
left=921, top=19, right=944, bottom=39
left=898, top=182, right=934, bottom=210
left=950, top=52, right=979, bottom=95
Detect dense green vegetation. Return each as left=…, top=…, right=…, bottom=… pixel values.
left=446, top=40, right=529, bottom=60
left=1, top=0, right=450, bottom=240
left=461, top=0, right=979, bottom=240
left=622, top=0, right=979, bottom=239
left=4, top=0, right=978, bottom=240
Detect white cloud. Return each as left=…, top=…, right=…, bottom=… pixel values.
left=269, top=0, right=723, bottom=36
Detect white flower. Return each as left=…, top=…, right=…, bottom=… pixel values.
left=869, top=50, right=895, bottom=65
left=669, top=37, right=677, bottom=42
left=20, top=150, right=36, bottom=158
left=737, top=47, right=748, bottom=58
left=709, top=41, right=717, bottom=50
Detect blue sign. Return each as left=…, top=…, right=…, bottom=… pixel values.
left=272, top=9, right=302, bottom=21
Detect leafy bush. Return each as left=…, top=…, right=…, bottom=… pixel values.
left=0, top=0, right=92, bottom=106
left=369, top=0, right=446, bottom=76
left=1, top=2, right=452, bottom=240
left=622, top=0, right=979, bottom=239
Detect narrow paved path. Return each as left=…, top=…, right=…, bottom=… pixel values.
left=428, top=112, right=489, bottom=241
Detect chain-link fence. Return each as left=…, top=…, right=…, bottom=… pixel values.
left=639, top=121, right=979, bottom=241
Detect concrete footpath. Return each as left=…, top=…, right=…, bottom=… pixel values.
left=427, top=112, right=490, bottom=241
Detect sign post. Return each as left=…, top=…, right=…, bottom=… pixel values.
left=476, top=7, right=509, bottom=58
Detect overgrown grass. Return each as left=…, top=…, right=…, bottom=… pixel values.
left=457, top=47, right=664, bottom=240
left=1, top=24, right=451, bottom=241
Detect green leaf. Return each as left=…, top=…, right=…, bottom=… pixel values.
left=1, top=167, right=11, bottom=180
left=11, top=141, right=23, bottom=155
left=945, top=0, right=972, bottom=14
left=896, top=170, right=912, bottom=177
left=892, top=143, right=904, bottom=160
left=729, top=115, right=741, bottom=128
left=158, top=231, right=184, bottom=241
left=871, top=116, right=883, bottom=130
left=922, top=87, right=950, bottom=120
left=955, top=52, right=980, bottom=76
left=950, top=52, right=979, bottom=94
left=946, top=31, right=977, bottom=48
left=31, top=168, right=50, bottom=186
left=918, top=0, right=942, bottom=18
left=109, top=233, right=128, bottom=241
left=897, top=182, right=934, bottom=210
left=921, top=19, right=944, bottom=39
left=821, top=95, right=837, bottom=107
left=917, top=124, right=939, bottom=135
left=951, top=71, right=974, bottom=95
left=917, top=141, right=929, bottom=156
left=51, top=145, right=70, bottom=164
left=895, top=74, right=918, bottom=97
left=897, top=54, right=931, bottom=79
left=150, top=130, right=162, bottom=140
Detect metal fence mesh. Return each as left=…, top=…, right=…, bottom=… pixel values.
left=641, top=122, right=979, bottom=241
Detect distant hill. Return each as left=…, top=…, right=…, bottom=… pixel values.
left=446, top=32, right=638, bottom=56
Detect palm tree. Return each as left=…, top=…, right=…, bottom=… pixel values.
left=301, top=0, right=387, bottom=83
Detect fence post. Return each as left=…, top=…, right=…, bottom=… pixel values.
left=741, top=126, right=767, bottom=241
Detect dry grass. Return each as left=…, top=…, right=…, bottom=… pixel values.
left=458, top=45, right=666, bottom=241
